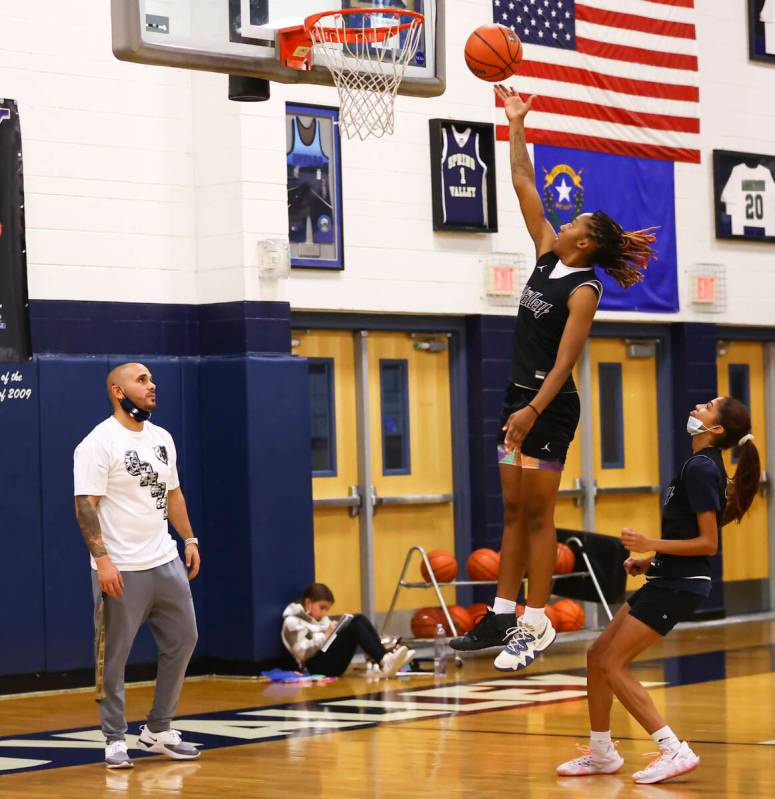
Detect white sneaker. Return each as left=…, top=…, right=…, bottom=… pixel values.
left=105, top=740, right=133, bottom=769
left=557, top=743, right=624, bottom=776
left=632, top=741, right=699, bottom=784
left=137, top=725, right=200, bottom=760
left=380, top=645, right=415, bottom=678
left=494, top=617, right=556, bottom=671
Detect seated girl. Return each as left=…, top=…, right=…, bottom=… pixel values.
left=281, top=583, right=415, bottom=678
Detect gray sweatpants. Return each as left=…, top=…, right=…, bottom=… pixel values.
left=91, top=558, right=198, bottom=742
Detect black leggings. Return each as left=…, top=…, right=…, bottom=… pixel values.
left=306, top=614, right=387, bottom=677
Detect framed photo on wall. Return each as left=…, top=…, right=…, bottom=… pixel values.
left=429, top=119, right=498, bottom=233
left=286, top=103, right=344, bottom=269
left=748, top=0, right=775, bottom=63
left=713, top=149, right=775, bottom=243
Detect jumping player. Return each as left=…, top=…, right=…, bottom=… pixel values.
left=557, top=396, right=760, bottom=784
left=451, top=85, right=658, bottom=671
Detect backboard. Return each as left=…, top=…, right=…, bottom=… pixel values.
left=111, top=0, right=445, bottom=97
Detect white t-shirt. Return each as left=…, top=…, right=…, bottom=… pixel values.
left=761, top=0, right=775, bottom=55
left=720, top=163, right=775, bottom=235
left=74, top=417, right=181, bottom=571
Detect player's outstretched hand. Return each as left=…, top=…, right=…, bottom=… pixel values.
left=494, top=85, right=537, bottom=123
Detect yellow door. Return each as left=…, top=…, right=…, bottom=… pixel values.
left=717, top=341, right=769, bottom=583
left=367, top=332, right=456, bottom=612
left=293, top=330, right=362, bottom=613
left=555, top=367, right=584, bottom=530
left=590, top=338, right=661, bottom=590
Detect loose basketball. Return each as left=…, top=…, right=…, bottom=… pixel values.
left=555, top=543, right=576, bottom=575
left=420, top=549, right=458, bottom=583
left=468, top=602, right=490, bottom=625
left=467, top=548, right=501, bottom=581
left=443, top=604, right=474, bottom=634
left=544, top=603, right=559, bottom=630
left=553, top=599, right=586, bottom=632
left=410, top=606, right=445, bottom=638
left=464, top=24, right=523, bottom=83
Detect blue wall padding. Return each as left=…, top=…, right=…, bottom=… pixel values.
left=245, top=356, right=314, bottom=661
left=0, top=362, right=46, bottom=675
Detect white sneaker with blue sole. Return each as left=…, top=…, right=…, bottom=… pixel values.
left=493, top=616, right=556, bottom=672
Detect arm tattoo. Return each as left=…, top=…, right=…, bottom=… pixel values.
left=75, top=496, right=107, bottom=558
left=509, top=121, right=536, bottom=186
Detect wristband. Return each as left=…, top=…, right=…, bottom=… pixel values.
left=184, top=537, right=199, bottom=547
left=526, top=403, right=540, bottom=418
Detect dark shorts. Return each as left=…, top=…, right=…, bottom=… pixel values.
left=627, top=582, right=706, bottom=636
left=497, top=383, right=580, bottom=464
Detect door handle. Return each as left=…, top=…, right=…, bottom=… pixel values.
left=370, top=486, right=454, bottom=514
left=312, top=485, right=362, bottom=517
left=595, top=485, right=660, bottom=496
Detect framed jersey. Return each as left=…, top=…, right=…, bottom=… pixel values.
left=713, top=149, right=775, bottom=243
left=748, top=0, right=775, bottom=63
left=286, top=104, right=344, bottom=269
left=429, top=118, right=498, bottom=233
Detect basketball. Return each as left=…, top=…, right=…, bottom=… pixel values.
left=544, top=604, right=559, bottom=630
left=420, top=549, right=458, bottom=583
left=552, top=599, right=586, bottom=632
left=443, top=604, right=474, bottom=634
left=467, top=548, right=501, bottom=581
left=468, top=602, right=489, bottom=625
left=555, top=543, right=576, bottom=575
left=410, top=606, right=445, bottom=638
left=464, top=24, right=523, bottom=83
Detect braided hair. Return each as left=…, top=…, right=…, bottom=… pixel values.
left=586, top=211, right=658, bottom=289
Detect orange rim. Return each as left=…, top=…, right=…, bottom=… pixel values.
left=305, top=7, right=424, bottom=45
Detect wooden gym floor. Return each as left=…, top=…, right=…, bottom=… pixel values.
left=0, top=617, right=773, bottom=799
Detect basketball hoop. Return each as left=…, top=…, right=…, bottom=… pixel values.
left=279, top=8, right=424, bottom=140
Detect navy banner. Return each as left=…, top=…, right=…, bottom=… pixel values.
left=0, top=100, right=31, bottom=360
left=534, top=144, right=679, bottom=313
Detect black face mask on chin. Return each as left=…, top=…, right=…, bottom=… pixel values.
left=118, top=392, right=152, bottom=422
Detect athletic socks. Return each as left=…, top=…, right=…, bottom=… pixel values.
left=589, top=730, right=613, bottom=754
left=492, top=597, right=516, bottom=615
left=651, top=725, right=681, bottom=754
left=522, top=604, right=547, bottom=629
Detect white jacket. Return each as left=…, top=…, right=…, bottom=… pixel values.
left=281, top=601, right=332, bottom=666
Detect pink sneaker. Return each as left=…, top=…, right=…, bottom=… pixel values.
left=557, top=743, right=624, bottom=776
left=632, top=741, right=699, bottom=784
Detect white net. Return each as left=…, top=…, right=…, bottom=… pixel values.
left=310, top=12, right=424, bottom=140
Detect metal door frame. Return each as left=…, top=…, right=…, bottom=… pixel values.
left=293, top=312, right=470, bottom=621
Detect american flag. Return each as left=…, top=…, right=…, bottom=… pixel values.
left=493, top=0, right=700, bottom=163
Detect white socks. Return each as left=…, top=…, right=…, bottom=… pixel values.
left=651, top=725, right=681, bottom=754
left=589, top=730, right=613, bottom=756
left=492, top=597, right=516, bottom=615
left=522, top=605, right=547, bottom=629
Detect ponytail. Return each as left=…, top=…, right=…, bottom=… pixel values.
left=716, top=397, right=761, bottom=525
left=587, top=211, right=658, bottom=289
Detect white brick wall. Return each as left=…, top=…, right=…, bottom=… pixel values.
left=4, top=1, right=774, bottom=324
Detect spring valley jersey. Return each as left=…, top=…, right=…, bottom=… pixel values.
left=720, top=162, right=775, bottom=236
left=441, top=126, right=488, bottom=226
left=287, top=116, right=334, bottom=244
left=511, top=253, right=602, bottom=392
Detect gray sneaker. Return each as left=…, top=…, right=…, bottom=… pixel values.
left=137, top=725, right=200, bottom=760
left=105, top=739, right=133, bottom=769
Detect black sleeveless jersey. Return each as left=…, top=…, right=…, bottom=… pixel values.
left=647, top=447, right=727, bottom=582
left=510, top=253, right=603, bottom=392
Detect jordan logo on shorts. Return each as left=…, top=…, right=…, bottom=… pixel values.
left=541, top=443, right=551, bottom=453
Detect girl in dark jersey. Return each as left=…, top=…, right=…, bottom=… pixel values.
left=557, top=396, right=760, bottom=784
left=451, top=86, right=658, bottom=672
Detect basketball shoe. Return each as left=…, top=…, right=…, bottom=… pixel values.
left=557, top=743, right=624, bottom=776
left=631, top=742, right=699, bottom=784
left=493, top=615, right=556, bottom=671
left=137, top=726, right=200, bottom=760
left=449, top=609, right=515, bottom=651
left=105, top=740, right=133, bottom=769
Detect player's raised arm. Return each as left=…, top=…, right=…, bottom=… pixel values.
left=494, top=85, right=556, bottom=259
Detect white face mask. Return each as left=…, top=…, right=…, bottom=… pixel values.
left=687, top=415, right=711, bottom=436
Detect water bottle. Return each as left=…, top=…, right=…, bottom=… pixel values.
left=433, top=623, right=448, bottom=676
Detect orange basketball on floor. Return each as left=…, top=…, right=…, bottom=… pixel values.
left=516, top=603, right=525, bottom=618
left=442, top=604, right=474, bottom=635
left=410, top=606, right=444, bottom=638
left=464, top=24, right=523, bottom=82
left=467, top=548, right=500, bottom=581
left=553, top=599, right=586, bottom=632
left=468, top=602, right=489, bottom=625
left=544, top=603, right=559, bottom=630
left=555, top=543, right=576, bottom=575
left=420, top=550, right=458, bottom=583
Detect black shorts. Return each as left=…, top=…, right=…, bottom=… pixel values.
left=497, top=383, right=580, bottom=464
left=627, top=582, right=706, bottom=636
